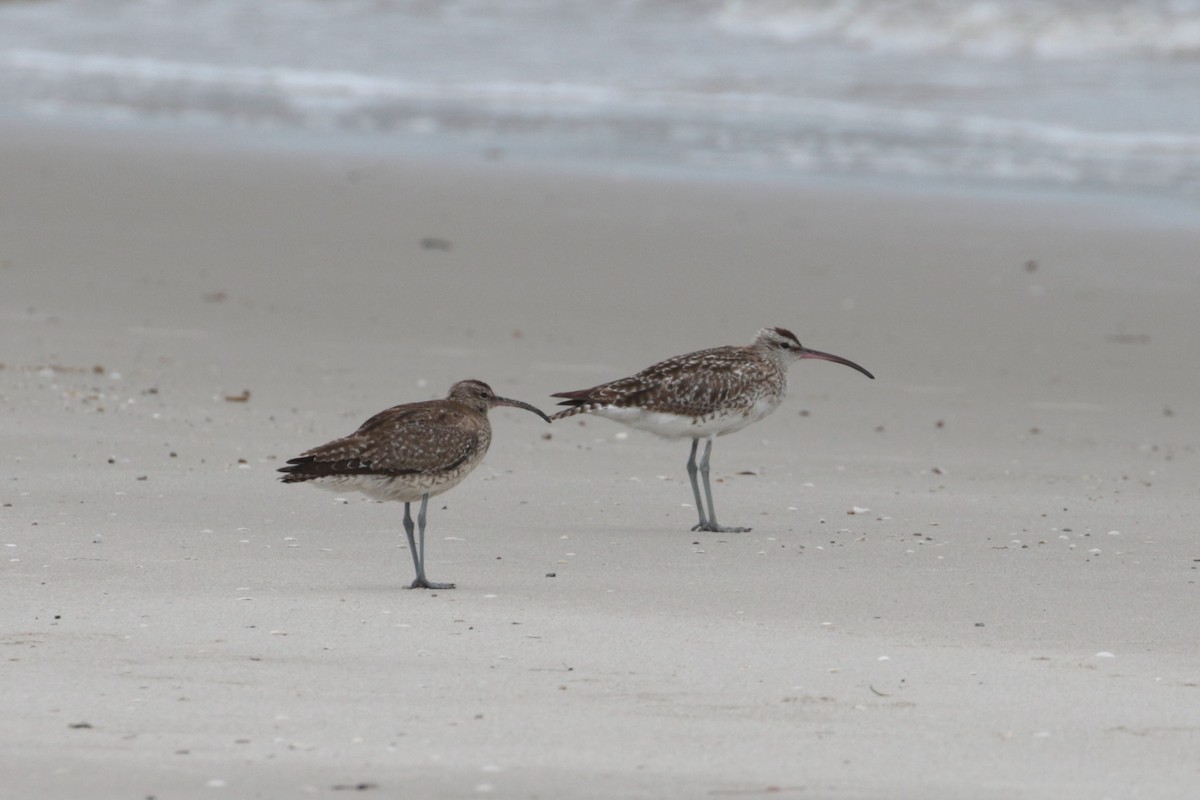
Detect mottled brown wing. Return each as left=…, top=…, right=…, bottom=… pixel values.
left=280, top=401, right=483, bottom=480
left=553, top=345, right=764, bottom=417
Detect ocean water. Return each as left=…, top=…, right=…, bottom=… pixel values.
left=1, top=0, right=1198, bottom=202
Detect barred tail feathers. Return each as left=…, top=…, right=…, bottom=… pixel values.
left=548, top=387, right=609, bottom=421
left=549, top=404, right=599, bottom=421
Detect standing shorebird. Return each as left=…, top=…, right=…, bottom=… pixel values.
left=551, top=328, right=874, bottom=533
left=278, top=379, right=550, bottom=589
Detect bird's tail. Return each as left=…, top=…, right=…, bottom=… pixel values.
left=549, top=389, right=604, bottom=421
left=277, top=457, right=315, bottom=483
left=277, top=454, right=379, bottom=482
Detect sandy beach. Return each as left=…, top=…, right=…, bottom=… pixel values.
left=2, top=120, right=1197, bottom=799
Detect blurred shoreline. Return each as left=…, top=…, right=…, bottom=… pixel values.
left=7, top=110, right=1197, bottom=234
left=2, top=0, right=1198, bottom=207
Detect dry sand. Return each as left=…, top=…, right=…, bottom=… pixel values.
left=2, top=121, right=1197, bottom=799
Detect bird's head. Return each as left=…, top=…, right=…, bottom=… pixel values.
left=753, top=327, right=875, bottom=379
left=448, top=380, right=552, bottom=422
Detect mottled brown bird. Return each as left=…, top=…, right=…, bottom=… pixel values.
left=279, top=379, right=550, bottom=589
left=551, top=327, right=873, bottom=532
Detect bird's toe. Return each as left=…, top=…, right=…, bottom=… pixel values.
left=408, top=579, right=457, bottom=590
left=692, top=523, right=751, bottom=533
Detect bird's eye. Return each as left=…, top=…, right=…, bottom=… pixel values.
left=780, top=341, right=792, bottom=349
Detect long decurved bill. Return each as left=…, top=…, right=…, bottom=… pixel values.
left=493, top=396, right=553, bottom=423
left=799, top=347, right=875, bottom=380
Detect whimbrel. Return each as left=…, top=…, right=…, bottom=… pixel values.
left=279, top=379, right=550, bottom=589
left=551, top=328, right=873, bottom=532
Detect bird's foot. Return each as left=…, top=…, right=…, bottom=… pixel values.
left=407, top=578, right=456, bottom=590
left=691, top=523, right=752, bottom=533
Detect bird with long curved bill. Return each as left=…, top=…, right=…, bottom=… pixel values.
left=279, top=379, right=551, bottom=589
left=551, top=328, right=874, bottom=533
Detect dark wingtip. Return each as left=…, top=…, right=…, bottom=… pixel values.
left=550, top=389, right=593, bottom=409
left=277, top=457, right=311, bottom=482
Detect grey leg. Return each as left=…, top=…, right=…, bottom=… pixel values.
left=696, top=435, right=750, bottom=533
left=417, top=494, right=428, bottom=577
left=402, top=502, right=422, bottom=579
left=686, top=438, right=711, bottom=531
left=407, top=493, right=455, bottom=590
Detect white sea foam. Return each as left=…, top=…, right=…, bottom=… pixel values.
left=0, top=0, right=1197, bottom=201
left=713, top=0, right=1200, bottom=60
left=9, top=47, right=1196, bottom=155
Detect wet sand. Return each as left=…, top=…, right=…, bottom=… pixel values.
left=2, top=121, right=1197, bottom=799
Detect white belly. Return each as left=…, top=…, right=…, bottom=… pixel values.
left=595, top=396, right=781, bottom=440
left=303, top=470, right=469, bottom=503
